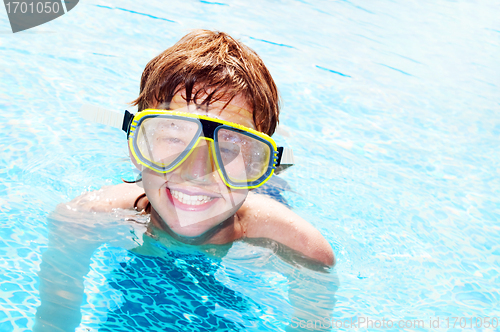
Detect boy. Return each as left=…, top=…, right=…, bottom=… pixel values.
left=34, top=30, right=336, bottom=332
left=73, top=29, right=334, bottom=266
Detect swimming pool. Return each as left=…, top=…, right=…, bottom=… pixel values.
left=1, top=0, right=499, bottom=331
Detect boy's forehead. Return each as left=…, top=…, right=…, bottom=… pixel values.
left=164, top=92, right=256, bottom=130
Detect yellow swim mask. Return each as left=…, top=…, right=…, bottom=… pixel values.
left=80, top=105, right=294, bottom=189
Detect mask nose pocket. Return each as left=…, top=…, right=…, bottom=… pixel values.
left=179, top=138, right=219, bottom=181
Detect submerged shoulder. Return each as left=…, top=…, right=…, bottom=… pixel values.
left=66, top=182, right=145, bottom=213
left=238, top=193, right=335, bottom=266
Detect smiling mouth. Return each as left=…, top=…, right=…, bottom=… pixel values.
left=170, top=189, right=215, bottom=205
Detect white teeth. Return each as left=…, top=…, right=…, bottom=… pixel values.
left=170, top=189, right=214, bottom=205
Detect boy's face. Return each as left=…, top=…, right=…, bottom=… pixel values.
left=134, top=91, right=254, bottom=239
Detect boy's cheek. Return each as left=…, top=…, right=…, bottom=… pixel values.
left=128, top=144, right=142, bottom=171
left=224, top=188, right=249, bottom=201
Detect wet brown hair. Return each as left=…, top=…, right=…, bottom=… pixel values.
left=131, top=29, right=280, bottom=136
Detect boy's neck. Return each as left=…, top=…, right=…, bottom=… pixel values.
left=149, top=208, right=242, bottom=245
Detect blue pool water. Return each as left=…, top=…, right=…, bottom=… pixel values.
left=1, top=0, right=499, bottom=331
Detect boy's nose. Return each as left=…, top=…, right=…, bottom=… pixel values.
left=180, top=139, right=217, bottom=183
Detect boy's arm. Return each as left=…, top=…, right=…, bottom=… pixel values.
left=34, top=214, right=102, bottom=332
left=34, top=197, right=145, bottom=331
left=238, top=194, right=338, bottom=331
left=285, top=268, right=338, bottom=331
left=238, top=193, right=335, bottom=266
left=68, top=182, right=146, bottom=212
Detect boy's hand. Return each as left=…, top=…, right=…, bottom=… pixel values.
left=66, top=183, right=145, bottom=212
left=237, top=193, right=335, bottom=266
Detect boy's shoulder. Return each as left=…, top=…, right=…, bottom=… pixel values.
left=64, top=184, right=335, bottom=266
left=67, top=182, right=145, bottom=212
left=237, top=193, right=335, bottom=266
